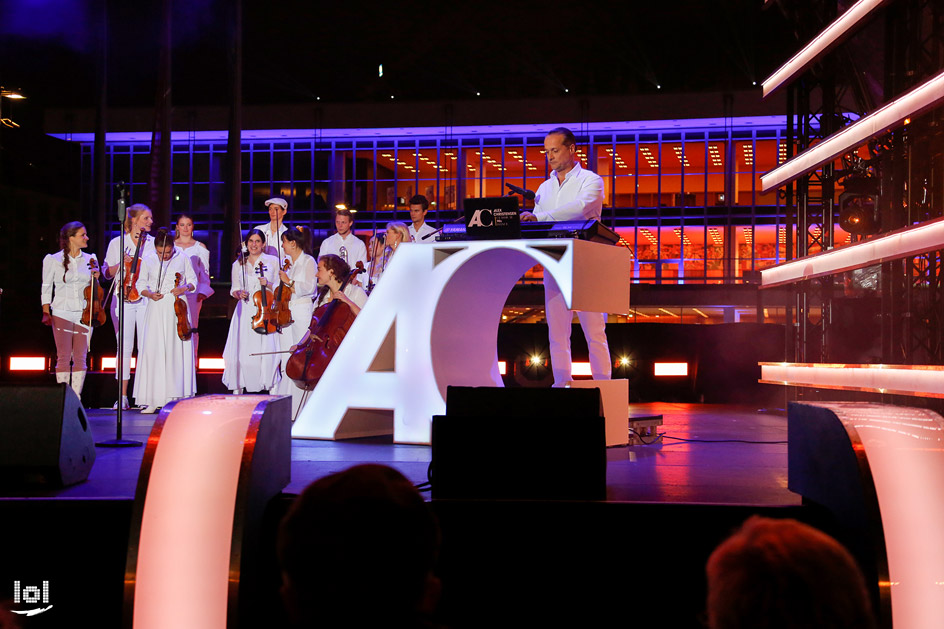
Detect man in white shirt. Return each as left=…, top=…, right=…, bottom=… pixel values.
left=255, top=197, right=289, bottom=260
left=407, top=194, right=438, bottom=243
left=318, top=208, right=367, bottom=286
left=521, top=127, right=611, bottom=386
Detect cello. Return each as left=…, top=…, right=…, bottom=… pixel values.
left=285, top=262, right=364, bottom=391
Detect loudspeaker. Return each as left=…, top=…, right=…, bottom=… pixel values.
left=0, top=384, right=96, bottom=487
left=432, top=386, right=606, bottom=500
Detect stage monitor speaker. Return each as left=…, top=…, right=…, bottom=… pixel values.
left=431, top=386, right=605, bottom=501
left=0, top=383, right=96, bottom=487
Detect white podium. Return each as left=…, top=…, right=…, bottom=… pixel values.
left=292, top=238, right=631, bottom=444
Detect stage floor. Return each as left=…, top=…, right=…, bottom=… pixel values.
left=2, top=400, right=798, bottom=505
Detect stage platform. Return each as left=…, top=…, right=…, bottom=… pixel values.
left=1, top=400, right=809, bottom=628
left=0, top=401, right=798, bottom=505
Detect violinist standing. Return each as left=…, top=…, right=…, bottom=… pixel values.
left=41, top=221, right=100, bottom=398
left=222, top=229, right=281, bottom=394
left=132, top=229, right=197, bottom=414
left=273, top=227, right=317, bottom=417
left=103, top=203, right=155, bottom=409
left=254, top=197, right=289, bottom=260
left=367, top=222, right=409, bottom=290
left=174, top=213, right=214, bottom=358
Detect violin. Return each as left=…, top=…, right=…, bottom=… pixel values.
left=251, top=261, right=278, bottom=335
left=270, top=258, right=294, bottom=332
left=173, top=272, right=193, bottom=341
left=285, top=262, right=364, bottom=391
left=123, top=231, right=147, bottom=303
left=81, top=258, right=107, bottom=327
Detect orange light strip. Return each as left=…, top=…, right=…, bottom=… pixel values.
left=759, top=362, right=944, bottom=398
left=198, top=358, right=226, bottom=371
left=9, top=356, right=46, bottom=371
left=809, top=403, right=944, bottom=627
left=762, top=0, right=891, bottom=97
left=101, top=356, right=136, bottom=370
left=761, top=217, right=944, bottom=288
left=655, top=362, right=688, bottom=376
left=131, top=395, right=268, bottom=628
left=763, top=70, right=944, bottom=191
left=571, top=362, right=593, bottom=377
left=497, top=361, right=506, bottom=375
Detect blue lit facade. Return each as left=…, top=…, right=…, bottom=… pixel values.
left=58, top=115, right=800, bottom=285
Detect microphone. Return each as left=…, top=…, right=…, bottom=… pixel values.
left=506, top=183, right=535, bottom=200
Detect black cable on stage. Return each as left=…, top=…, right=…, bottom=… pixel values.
left=629, top=428, right=787, bottom=445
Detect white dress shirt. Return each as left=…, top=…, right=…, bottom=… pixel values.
left=254, top=222, right=289, bottom=260
left=532, top=162, right=604, bottom=222
left=408, top=222, right=438, bottom=243
left=318, top=232, right=368, bottom=278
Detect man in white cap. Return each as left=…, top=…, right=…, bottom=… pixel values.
left=255, top=197, right=289, bottom=261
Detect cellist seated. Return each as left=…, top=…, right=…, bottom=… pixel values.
left=291, top=254, right=368, bottom=351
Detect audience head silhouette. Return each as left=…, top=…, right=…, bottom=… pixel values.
left=706, top=516, right=876, bottom=629
left=277, top=464, right=441, bottom=627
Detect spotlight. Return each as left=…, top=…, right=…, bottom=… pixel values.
left=838, top=175, right=880, bottom=235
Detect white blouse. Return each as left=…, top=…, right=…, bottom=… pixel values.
left=140, top=248, right=198, bottom=296
left=230, top=253, right=280, bottom=299
left=178, top=241, right=215, bottom=299
left=41, top=251, right=97, bottom=314
left=104, top=232, right=157, bottom=290
left=284, top=253, right=317, bottom=304
left=314, top=283, right=369, bottom=310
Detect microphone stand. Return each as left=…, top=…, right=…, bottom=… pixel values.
left=366, top=230, right=383, bottom=294
left=98, top=182, right=143, bottom=448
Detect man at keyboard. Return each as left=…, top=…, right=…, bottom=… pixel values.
left=521, top=127, right=612, bottom=386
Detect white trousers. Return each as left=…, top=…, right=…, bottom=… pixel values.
left=51, top=314, right=90, bottom=375
left=544, top=274, right=612, bottom=387
left=111, top=299, right=147, bottom=380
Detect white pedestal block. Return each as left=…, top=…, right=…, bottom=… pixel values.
left=566, top=378, right=629, bottom=446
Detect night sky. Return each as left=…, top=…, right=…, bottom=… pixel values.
left=0, top=0, right=799, bottom=128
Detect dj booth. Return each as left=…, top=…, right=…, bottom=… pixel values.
left=292, top=197, right=632, bottom=444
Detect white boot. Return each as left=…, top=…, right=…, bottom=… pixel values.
left=71, top=371, right=86, bottom=398
left=55, top=371, right=70, bottom=385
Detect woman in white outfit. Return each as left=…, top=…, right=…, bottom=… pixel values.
left=289, top=255, right=369, bottom=376
left=313, top=254, right=369, bottom=312
left=41, top=221, right=101, bottom=399
left=366, top=221, right=409, bottom=291
left=133, top=229, right=198, bottom=413
left=222, top=229, right=281, bottom=393
left=174, top=213, right=214, bottom=358
left=273, top=226, right=317, bottom=418
left=103, top=203, right=155, bottom=409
